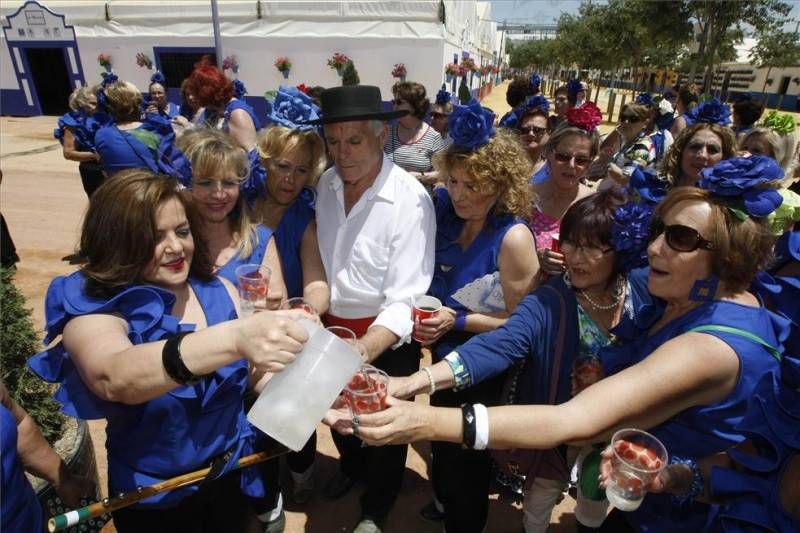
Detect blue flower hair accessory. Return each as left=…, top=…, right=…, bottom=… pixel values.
left=629, top=167, right=669, bottom=205
left=529, top=72, right=541, bottom=91
left=265, top=85, right=320, bottom=131
left=233, top=79, right=247, bottom=100
left=100, top=72, right=118, bottom=87
left=611, top=200, right=655, bottom=272
left=241, top=149, right=267, bottom=205
left=698, top=155, right=784, bottom=219
left=684, top=97, right=731, bottom=126
left=635, top=93, right=653, bottom=106
left=96, top=73, right=118, bottom=113
left=435, top=88, right=451, bottom=105
left=448, top=98, right=495, bottom=150
left=498, top=95, right=550, bottom=129
left=150, top=71, right=166, bottom=86
left=567, top=79, right=583, bottom=97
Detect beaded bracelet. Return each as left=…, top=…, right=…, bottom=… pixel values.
left=669, top=456, right=704, bottom=507
left=421, top=366, right=436, bottom=395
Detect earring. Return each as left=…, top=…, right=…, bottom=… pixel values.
left=689, top=276, right=718, bottom=302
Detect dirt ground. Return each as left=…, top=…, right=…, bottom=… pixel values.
left=0, top=82, right=584, bottom=532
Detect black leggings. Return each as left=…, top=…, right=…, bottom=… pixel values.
left=78, top=161, right=105, bottom=199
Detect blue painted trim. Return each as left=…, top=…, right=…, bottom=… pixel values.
left=2, top=0, right=74, bottom=41
left=0, top=88, right=36, bottom=116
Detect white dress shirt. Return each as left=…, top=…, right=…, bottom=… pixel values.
left=316, top=156, right=436, bottom=345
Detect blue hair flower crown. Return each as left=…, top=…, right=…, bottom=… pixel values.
left=529, top=72, right=541, bottom=91
left=698, top=156, right=785, bottom=226
left=684, top=97, right=731, bottom=126
left=567, top=78, right=583, bottom=97
left=635, top=93, right=653, bottom=107
left=96, top=73, right=119, bottom=113
left=150, top=71, right=166, bottom=86
left=498, top=94, right=551, bottom=129
left=436, top=87, right=451, bottom=105
left=610, top=200, right=655, bottom=273
left=448, top=98, right=495, bottom=151
left=265, top=85, right=320, bottom=132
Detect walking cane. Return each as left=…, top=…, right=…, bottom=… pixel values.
left=48, top=444, right=289, bottom=532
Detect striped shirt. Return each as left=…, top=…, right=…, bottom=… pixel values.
left=384, top=123, right=446, bottom=173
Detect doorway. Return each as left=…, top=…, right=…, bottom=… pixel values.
left=24, top=47, right=72, bottom=115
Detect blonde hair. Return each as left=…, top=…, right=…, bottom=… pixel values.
left=103, top=80, right=142, bottom=122
left=256, top=126, right=327, bottom=187
left=176, top=128, right=260, bottom=258
left=433, top=129, right=532, bottom=219
left=69, top=85, right=98, bottom=113
left=740, top=127, right=797, bottom=180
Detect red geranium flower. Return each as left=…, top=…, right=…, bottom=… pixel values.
left=296, top=83, right=309, bottom=94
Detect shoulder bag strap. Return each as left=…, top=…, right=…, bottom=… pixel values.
left=689, top=324, right=781, bottom=363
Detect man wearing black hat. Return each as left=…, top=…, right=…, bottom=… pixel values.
left=313, top=85, right=436, bottom=533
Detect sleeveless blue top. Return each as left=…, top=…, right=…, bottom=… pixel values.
left=27, top=272, right=250, bottom=509
left=200, top=98, right=261, bottom=133
left=531, top=161, right=550, bottom=185
left=54, top=111, right=102, bottom=152
left=1, top=405, right=42, bottom=532
left=273, top=187, right=316, bottom=299
left=216, top=225, right=274, bottom=286
left=601, top=300, right=789, bottom=532
left=428, top=187, right=529, bottom=359
left=706, top=352, right=800, bottom=532
left=94, top=114, right=175, bottom=177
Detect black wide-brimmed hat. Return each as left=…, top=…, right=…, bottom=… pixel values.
left=309, top=85, right=408, bottom=125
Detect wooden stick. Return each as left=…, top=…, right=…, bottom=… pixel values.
left=48, top=445, right=288, bottom=532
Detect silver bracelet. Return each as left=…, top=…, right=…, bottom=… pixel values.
left=421, top=366, right=436, bottom=395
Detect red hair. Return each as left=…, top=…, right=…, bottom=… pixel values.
left=186, top=65, right=233, bottom=108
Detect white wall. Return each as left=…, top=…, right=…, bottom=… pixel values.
left=0, top=34, right=19, bottom=90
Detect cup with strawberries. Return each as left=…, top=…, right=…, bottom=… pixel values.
left=235, top=264, right=271, bottom=316
left=606, top=428, right=668, bottom=511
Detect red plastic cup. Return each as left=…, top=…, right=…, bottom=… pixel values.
left=412, top=295, right=442, bottom=342
left=235, top=264, right=271, bottom=316
left=343, top=365, right=389, bottom=415
left=279, top=297, right=318, bottom=316
left=551, top=233, right=561, bottom=254
left=571, top=355, right=604, bottom=396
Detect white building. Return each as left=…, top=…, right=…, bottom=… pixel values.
left=1, top=0, right=504, bottom=117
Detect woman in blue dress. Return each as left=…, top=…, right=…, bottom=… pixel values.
left=390, top=187, right=659, bottom=533
left=176, top=127, right=286, bottom=305
left=145, top=71, right=180, bottom=120
left=28, top=170, right=308, bottom=532
left=94, top=77, right=184, bottom=179
left=405, top=101, right=540, bottom=533
left=349, top=157, right=790, bottom=533
left=249, top=86, right=330, bottom=510
left=54, top=84, right=104, bottom=198
left=186, top=63, right=261, bottom=151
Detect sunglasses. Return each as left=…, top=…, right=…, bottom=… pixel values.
left=648, top=219, right=714, bottom=252
left=619, top=114, right=641, bottom=124
left=518, top=125, right=548, bottom=137
left=553, top=152, right=593, bottom=167
left=686, top=142, right=722, bottom=155
left=560, top=241, right=613, bottom=260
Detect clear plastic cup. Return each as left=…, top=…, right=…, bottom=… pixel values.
left=412, top=295, right=442, bottom=342
left=343, top=365, right=389, bottom=415
left=279, top=297, right=318, bottom=316
left=606, top=428, right=668, bottom=512
left=235, top=264, right=271, bottom=316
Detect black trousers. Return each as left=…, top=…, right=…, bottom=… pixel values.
left=429, top=371, right=507, bottom=533
left=330, top=341, right=421, bottom=522
left=78, top=161, right=105, bottom=199
left=113, top=471, right=251, bottom=533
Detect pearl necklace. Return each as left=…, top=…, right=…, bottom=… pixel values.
left=578, top=278, right=625, bottom=311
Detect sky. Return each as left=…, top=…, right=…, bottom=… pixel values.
left=488, top=0, right=800, bottom=29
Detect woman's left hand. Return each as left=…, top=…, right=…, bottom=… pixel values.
left=598, top=445, right=691, bottom=495
left=351, top=396, right=436, bottom=446
left=413, top=306, right=456, bottom=346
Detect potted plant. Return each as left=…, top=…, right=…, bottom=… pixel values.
left=461, top=57, right=477, bottom=73
left=97, top=53, right=112, bottom=73
left=0, top=268, right=104, bottom=529
left=222, top=55, right=239, bottom=74
left=274, top=56, right=292, bottom=79
left=135, top=52, right=153, bottom=70
left=392, top=63, right=407, bottom=82
left=327, top=52, right=349, bottom=76
left=444, top=63, right=459, bottom=83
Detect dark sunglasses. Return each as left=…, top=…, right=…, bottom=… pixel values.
left=648, top=219, right=714, bottom=252
left=518, top=125, right=548, bottom=137
left=553, top=152, right=592, bottom=167
left=619, top=114, right=641, bottom=124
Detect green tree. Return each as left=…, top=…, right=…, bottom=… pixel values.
left=341, top=60, right=360, bottom=86
left=685, top=0, right=793, bottom=91
left=750, top=23, right=800, bottom=96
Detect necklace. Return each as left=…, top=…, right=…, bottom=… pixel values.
left=579, top=278, right=625, bottom=311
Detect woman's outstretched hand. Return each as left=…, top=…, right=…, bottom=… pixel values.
left=234, top=310, right=309, bottom=373
left=346, top=397, right=436, bottom=446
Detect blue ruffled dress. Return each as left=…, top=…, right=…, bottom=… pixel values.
left=707, top=352, right=800, bottom=532
left=216, top=225, right=274, bottom=286
left=601, top=300, right=789, bottom=532
left=1, top=405, right=42, bottom=532
left=54, top=111, right=102, bottom=152
left=199, top=99, right=261, bottom=133
left=272, top=187, right=316, bottom=299
left=94, top=114, right=178, bottom=177
left=28, top=272, right=252, bottom=509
